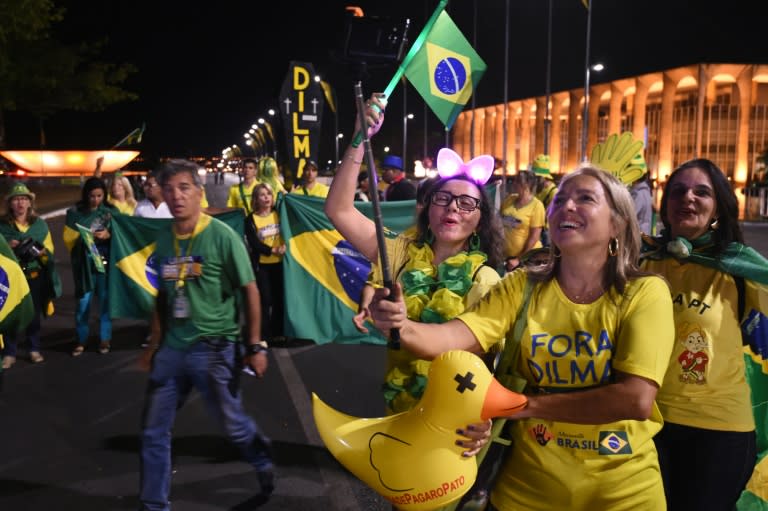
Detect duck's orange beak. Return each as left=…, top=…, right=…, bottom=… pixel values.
left=480, top=377, right=527, bottom=420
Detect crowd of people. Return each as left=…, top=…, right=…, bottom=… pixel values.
left=0, top=94, right=765, bottom=510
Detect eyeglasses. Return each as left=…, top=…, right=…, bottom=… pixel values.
left=430, top=190, right=481, bottom=212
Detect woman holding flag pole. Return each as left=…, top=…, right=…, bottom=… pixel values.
left=325, top=92, right=504, bottom=451
left=63, top=177, right=119, bottom=356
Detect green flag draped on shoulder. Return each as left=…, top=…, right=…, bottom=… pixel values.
left=280, top=194, right=415, bottom=345
left=738, top=333, right=768, bottom=510
left=0, top=236, right=32, bottom=335
left=109, top=209, right=245, bottom=320
left=403, top=9, right=486, bottom=130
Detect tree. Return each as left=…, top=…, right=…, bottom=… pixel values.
left=0, top=0, right=137, bottom=147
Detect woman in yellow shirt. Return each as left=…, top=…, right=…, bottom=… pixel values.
left=109, top=174, right=137, bottom=215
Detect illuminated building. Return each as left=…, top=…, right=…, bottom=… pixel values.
left=452, top=63, right=768, bottom=216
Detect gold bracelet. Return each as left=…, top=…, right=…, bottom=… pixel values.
left=346, top=154, right=362, bottom=165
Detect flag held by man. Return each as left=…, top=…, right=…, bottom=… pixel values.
left=280, top=194, right=414, bottom=344
left=0, top=236, right=32, bottom=336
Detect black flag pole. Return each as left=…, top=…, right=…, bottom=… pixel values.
left=353, top=82, right=401, bottom=349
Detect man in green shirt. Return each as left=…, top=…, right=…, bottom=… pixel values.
left=138, top=159, right=273, bottom=511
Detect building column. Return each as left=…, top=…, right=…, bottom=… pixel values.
left=494, top=104, right=505, bottom=160
left=587, top=85, right=607, bottom=157
left=551, top=92, right=567, bottom=174
left=632, top=76, right=652, bottom=150
left=520, top=100, right=532, bottom=169
left=472, top=108, right=486, bottom=160
left=508, top=102, right=519, bottom=171
left=567, top=91, right=581, bottom=170
left=694, top=64, right=711, bottom=158
left=484, top=107, right=496, bottom=156
left=608, top=83, right=623, bottom=135
left=658, top=72, right=677, bottom=177
left=535, top=96, right=546, bottom=156
left=735, top=64, right=753, bottom=185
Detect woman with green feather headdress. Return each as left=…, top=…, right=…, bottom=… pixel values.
left=256, top=157, right=286, bottom=198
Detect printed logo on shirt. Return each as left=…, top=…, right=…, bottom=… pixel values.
left=258, top=223, right=280, bottom=242
left=501, top=215, right=522, bottom=229
left=161, top=255, right=204, bottom=280
left=526, top=330, right=615, bottom=387
left=598, top=431, right=632, bottom=455
left=675, top=321, right=710, bottom=385
left=529, top=424, right=553, bottom=446
left=555, top=432, right=599, bottom=451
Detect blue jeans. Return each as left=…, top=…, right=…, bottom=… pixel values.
left=139, top=339, right=272, bottom=511
left=75, top=271, right=111, bottom=343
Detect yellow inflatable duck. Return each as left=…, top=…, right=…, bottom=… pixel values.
left=313, top=350, right=527, bottom=510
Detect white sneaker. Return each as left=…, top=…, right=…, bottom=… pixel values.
left=2, top=355, right=16, bottom=369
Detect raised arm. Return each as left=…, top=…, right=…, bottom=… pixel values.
left=325, top=93, right=386, bottom=263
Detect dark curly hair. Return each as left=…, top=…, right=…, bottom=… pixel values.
left=659, top=158, right=743, bottom=252
left=413, top=175, right=504, bottom=268
left=76, top=177, right=113, bottom=213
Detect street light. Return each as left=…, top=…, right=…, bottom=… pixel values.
left=315, top=74, right=339, bottom=168
left=403, top=113, right=414, bottom=173
left=258, top=117, right=277, bottom=159
left=336, top=133, right=344, bottom=166
left=580, top=61, right=605, bottom=161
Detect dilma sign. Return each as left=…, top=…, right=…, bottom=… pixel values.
left=279, top=61, right=325, bottom=187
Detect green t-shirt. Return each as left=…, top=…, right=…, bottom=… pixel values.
left=156, top=214, right=255, bottom=349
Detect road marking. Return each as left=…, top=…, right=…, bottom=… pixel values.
left=272, top=347, right=362, bottom=511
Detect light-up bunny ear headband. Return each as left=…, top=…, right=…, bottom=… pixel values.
left=436, top=148, right=494, bottom=185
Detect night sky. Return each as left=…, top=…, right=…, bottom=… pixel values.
left=4, top=0, right=767, bottom=164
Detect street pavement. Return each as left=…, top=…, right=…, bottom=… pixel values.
left=0, top=174, right=391, bottom=511
left=1, top=173, right=766, bottom=510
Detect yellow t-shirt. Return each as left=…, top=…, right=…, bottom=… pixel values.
left=375, top=235, right=502, bottom=414
left=291, top=182, right=329, bottom=198
left=500, top=195, right=545, bottom=258
left=460, top=270, right=674, bottom=511
left=226, top=180, right=259, bottom=212
left=110, top=199, right=135, bottom=215
left=249, top=210, right=283, bottom=265
left=536, top=181, right=558, bottom=210
left=642, top=258, right=767, bottom=432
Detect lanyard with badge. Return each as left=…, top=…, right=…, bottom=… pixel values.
left=164, top=222, right=204, bottom=319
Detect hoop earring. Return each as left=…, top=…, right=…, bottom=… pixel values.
left=468, top=231, right=480, bottom=252
left=608, top=237, right=619, bottom=257
left=552, top=245, right=561, bottom=258
left=710, top=217, right=719, bottom=230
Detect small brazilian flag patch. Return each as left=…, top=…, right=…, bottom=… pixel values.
left=598, top=431, right=632, bottom=455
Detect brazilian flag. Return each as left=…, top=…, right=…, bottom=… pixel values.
left=108, top=210, right=246, bottom=320
left=738, top=331, right=768, bottom=510
left=280, top=194, right=415, bottom=345
left=0, top=236, right=33, bottom=335
left=403, top=10, right=486, bottom=130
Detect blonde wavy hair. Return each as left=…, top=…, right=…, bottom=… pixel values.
left=529, top=164, right=646, bottom=295
left=110, top=175, right=137, bottom=208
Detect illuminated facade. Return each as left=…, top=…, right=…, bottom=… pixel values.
left=453, top=63, right=768, bottom=191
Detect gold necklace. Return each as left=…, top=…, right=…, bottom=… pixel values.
left=569, top=286, right=605, bottom=303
